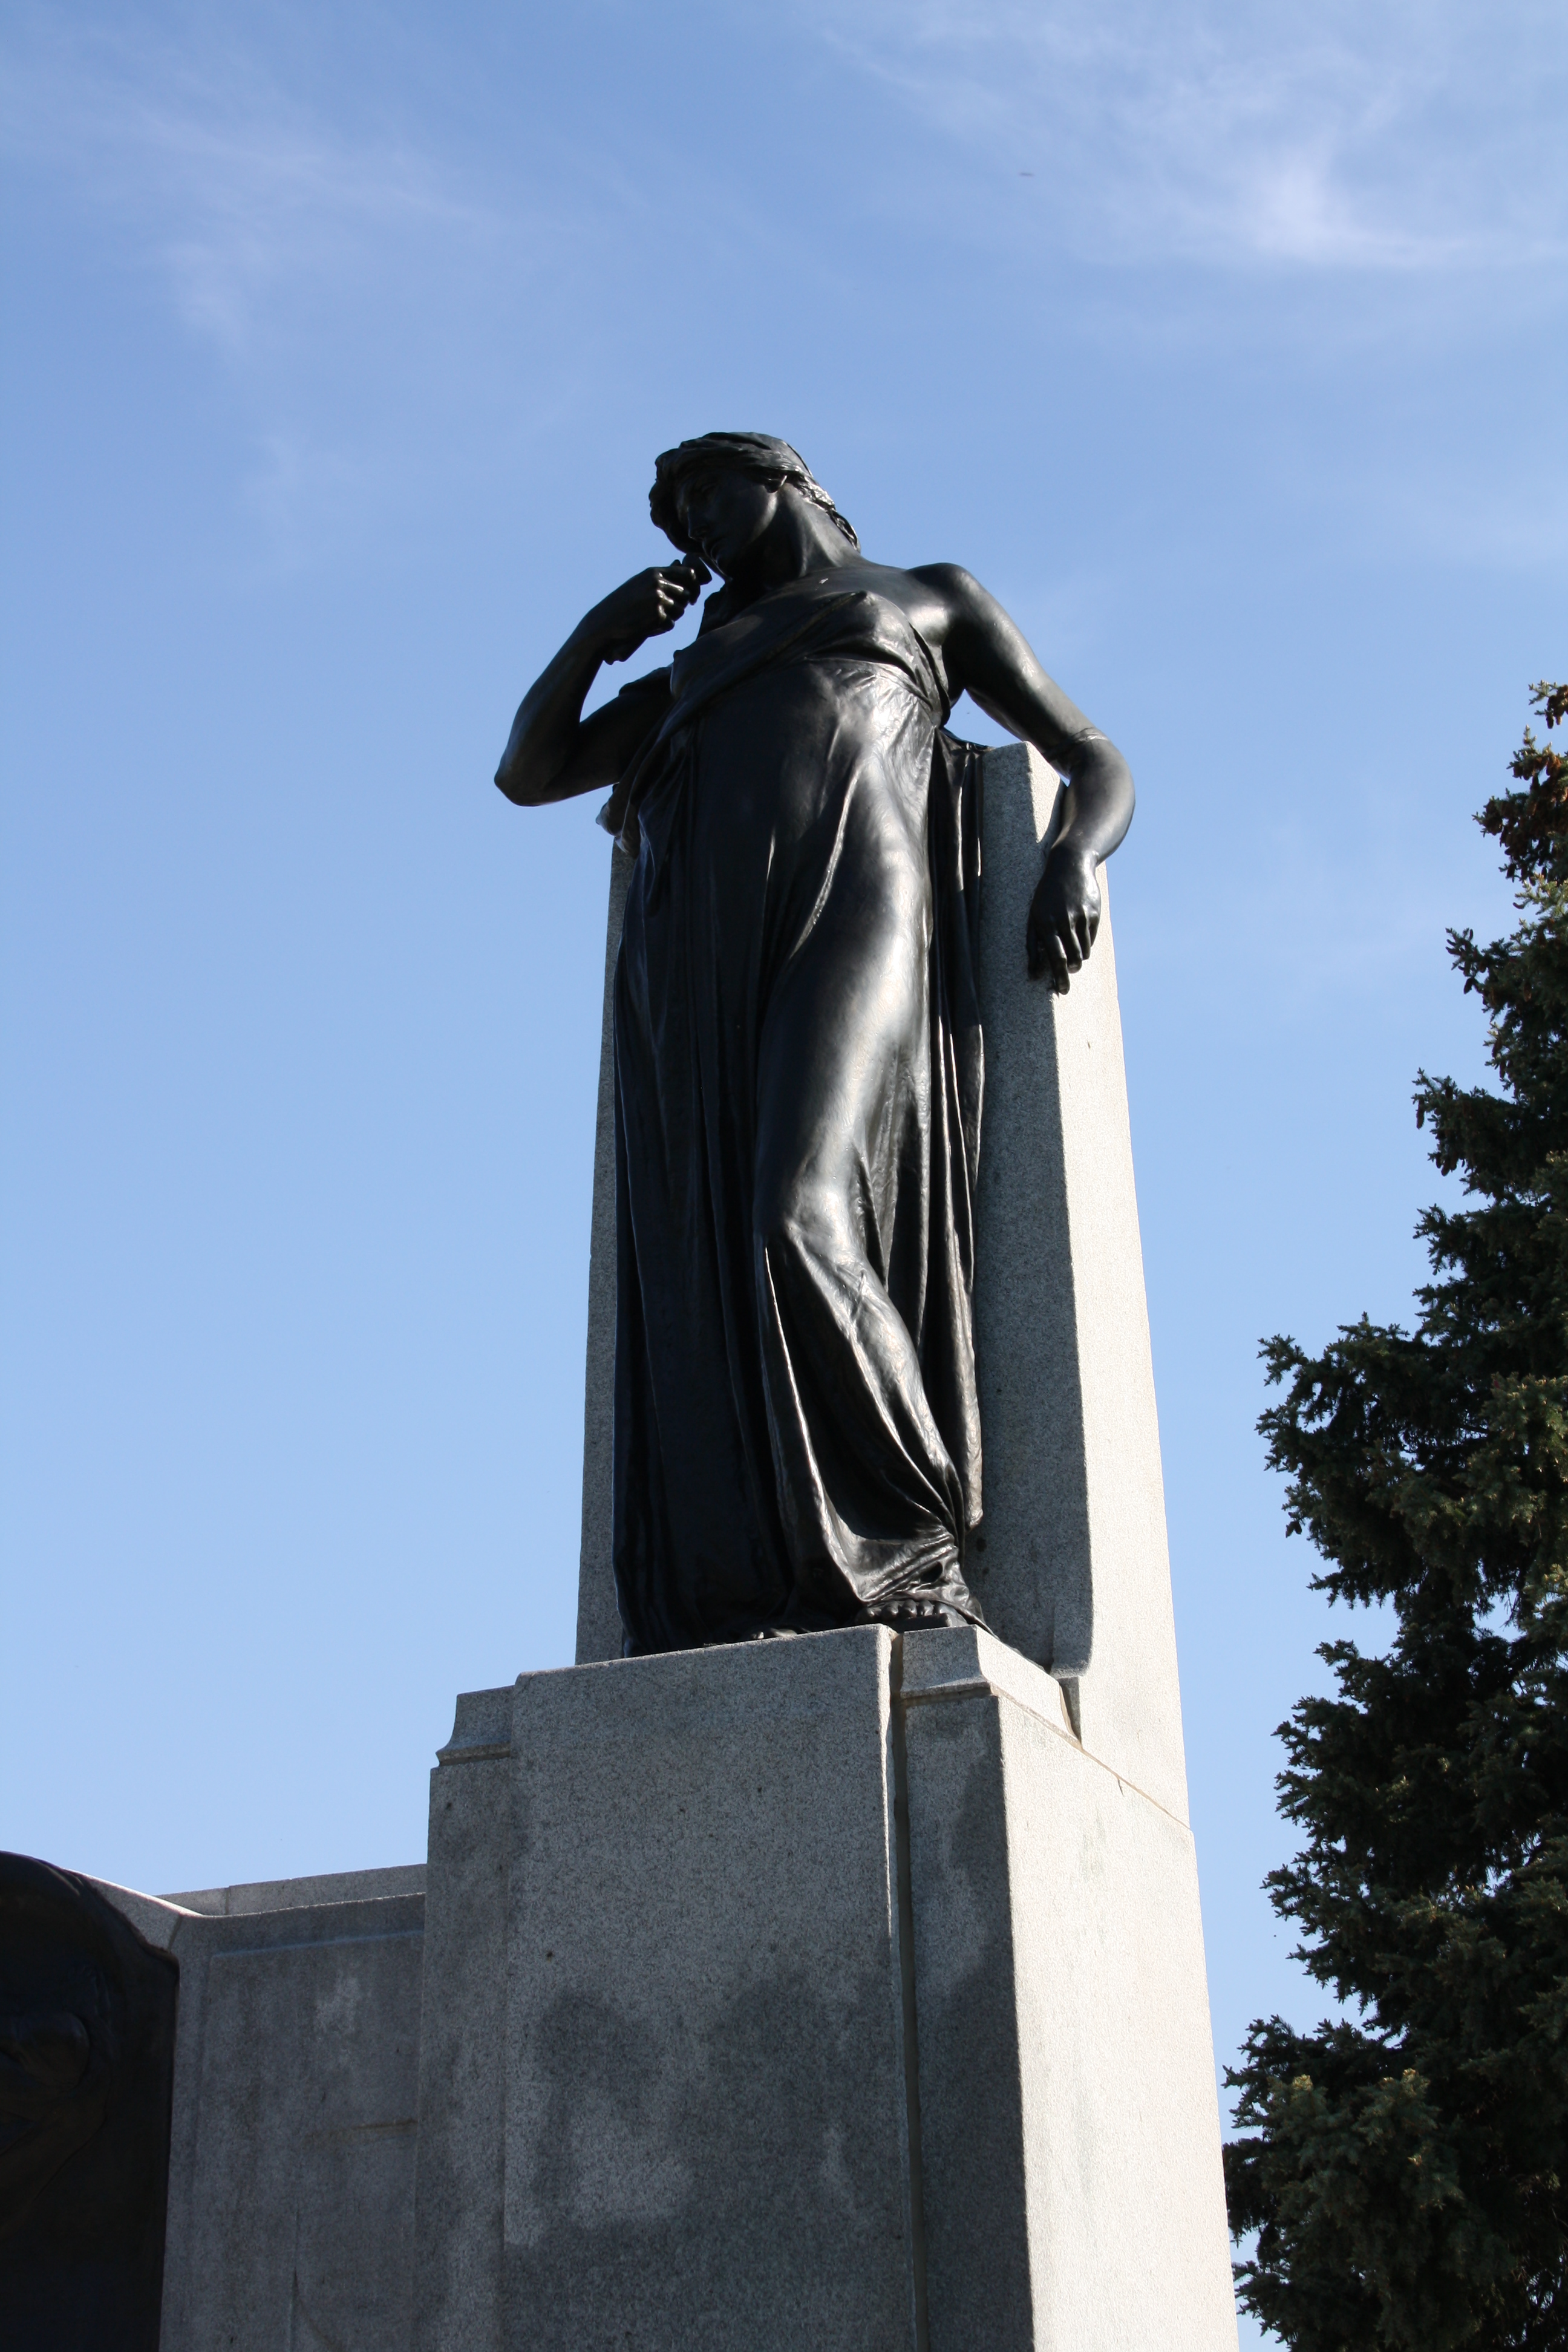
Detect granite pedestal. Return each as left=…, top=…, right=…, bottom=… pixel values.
left=413, top=1626, right=1236, bottom=2350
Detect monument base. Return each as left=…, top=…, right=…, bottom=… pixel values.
left=80, top=1864, right=427, bottom=2352
left=80, top=1625, right=1235, bottom=2346
left=415, top=1625, right=1236, bottom=2351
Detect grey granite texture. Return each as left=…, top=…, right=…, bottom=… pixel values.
left=82, top=1873, right=204, bottom=1949
left=162, top=1861, right=426, bottom=1915
left=901, top=1625, right=1237, bottom=2348
left=573, top=842, right=632, bottom=1668
left=971, top=742, right=1189, bottom=1824
left=413, top=1688, right=512, bottom=2352
left=970, top=737, right=1091, bottom=1682
left=571, top=750, right=1189, bottom=1829
left=503, top=1628, right=920, bottom=2352
left=414, top=1624, right=1233, bottom=2350
left=82, top=1609, right=1230, bottom=2348
left=93, top=1871, right=426, bottom=2352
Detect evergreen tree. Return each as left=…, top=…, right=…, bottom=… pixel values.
left=1225, top=684, right=1568, bottom=2350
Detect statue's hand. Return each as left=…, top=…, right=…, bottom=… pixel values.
left=1027, top=841, right=1101, bottom=994
left=583, top=560, right=710, bottom=665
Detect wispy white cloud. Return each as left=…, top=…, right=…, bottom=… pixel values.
left=0, top=16, right=586, bottom=565
left=152, top=109, right=485, bottom=360
left=0, top=22, right=507, bottom=359
left=797, top=0, right=1567, bottom=272
left=5, top=0, right=1561, bottom=585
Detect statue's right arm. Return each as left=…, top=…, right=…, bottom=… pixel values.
left=494, top=561, right=706, bottom=806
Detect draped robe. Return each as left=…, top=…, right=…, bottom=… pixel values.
left=606, top=580, right=988, bottom=1653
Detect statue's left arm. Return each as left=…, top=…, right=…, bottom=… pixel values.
left=916, top=565, right=1135, bottom=995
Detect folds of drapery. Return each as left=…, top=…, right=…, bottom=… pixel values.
left=602, top=585, right=988, bottom=1653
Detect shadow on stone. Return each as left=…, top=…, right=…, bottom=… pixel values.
left=901, top=1697, right=1034, bottom=2344
left=508, top=1964, right=910, bottom=2350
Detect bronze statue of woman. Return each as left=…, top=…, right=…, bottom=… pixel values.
left=497, top=433, right=1134, bottom=1655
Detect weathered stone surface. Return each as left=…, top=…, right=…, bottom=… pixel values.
left=90, top=1875, right=426, bottom=2352
left=162, top=1863, right=426, bottom=1916
left=970, top=741, right=1189, bottom=1824
left=503, top=1629, right=920, bottom=2352
left=82, top=1607, right=1231, bottom=2351
left=83, top=1873, right=204, bottom=1949
left=573, top=844, right=632, bottom=1669
left=901, top=1626, right=1236, bottom=2350
left=412, top=1625, right=1234, bottom=2351
left=413, top=1687, right=512, bottom=2352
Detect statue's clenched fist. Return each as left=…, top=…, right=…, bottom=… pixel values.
left=584, top=559, right=711, bottom=665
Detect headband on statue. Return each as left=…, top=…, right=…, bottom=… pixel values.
left=649, top=433, right=859, bottom=555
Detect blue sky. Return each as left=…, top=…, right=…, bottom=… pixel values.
left=3, top=0, right=1564, bottom=2322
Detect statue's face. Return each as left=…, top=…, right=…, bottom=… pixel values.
left=674, top=468, right=780, bottom=578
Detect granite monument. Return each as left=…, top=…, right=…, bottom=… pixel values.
left=16, top=437, right=1238, bottom=2349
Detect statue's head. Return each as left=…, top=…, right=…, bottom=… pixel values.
left=650, top=433, right=858, bottom=577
